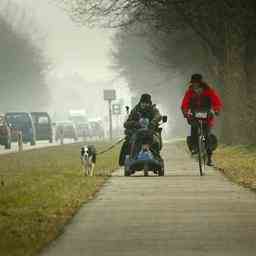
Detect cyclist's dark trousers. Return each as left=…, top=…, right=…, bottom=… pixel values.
left=190, top=123, right=212, bottom=156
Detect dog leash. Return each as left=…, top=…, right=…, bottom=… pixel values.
left=97, top=138, right=125, bottom=156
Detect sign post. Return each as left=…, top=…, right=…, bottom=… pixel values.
left=104, top=90, right=116, bottom=140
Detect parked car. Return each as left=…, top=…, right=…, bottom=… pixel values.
left=31, top=112, right=53, bottom=143
left=76, top=122, right=90, bottom=138
left=89, top=121, right=104, bottom=139
left=6, top=112, right=36, bottom=146
left=0, top=113, right=11, bottom=149
left=55, top=121, right=78, bottom=142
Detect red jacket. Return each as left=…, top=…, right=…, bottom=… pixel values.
left=181, top=84, right=223, bottom=127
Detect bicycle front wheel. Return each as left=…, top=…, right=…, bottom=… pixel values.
left=198, top=135, right=206, bottom=176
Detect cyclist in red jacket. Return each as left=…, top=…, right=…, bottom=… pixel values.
left=181, top=74, right=223, bottom=166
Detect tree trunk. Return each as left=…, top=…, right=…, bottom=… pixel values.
left=221, top=24, right=249, bottom=144
left=245, top=38, right=256, bottom=143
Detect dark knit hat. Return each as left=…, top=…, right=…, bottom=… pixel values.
left=140, top=93, right=152, bottom=104
left=191, top=73, right=203, bottom=82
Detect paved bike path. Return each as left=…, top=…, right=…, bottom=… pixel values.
left=41, top=143, right=256, bottom=256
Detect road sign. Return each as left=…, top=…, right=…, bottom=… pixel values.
left=112, top=104, right=121, bottom=115
left=104, top=90, right=116, bottom=101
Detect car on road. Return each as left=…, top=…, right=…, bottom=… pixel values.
left=6, top=112, right=36, bottom=146
left=0, top=113, right=11, bottom=149
left=76, top=122, right=91, bottom=138
left=89, top=121, right=104, bottom=139
left=31, top=112, right=53, bottom=143
left=55, top=121, right=78, bottom=142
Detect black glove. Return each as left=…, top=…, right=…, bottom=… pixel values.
left=187, top=118, right=197, bottom=126
left=182, top=110, right=188, bottom=118
left=208, top=111, right=214, bottom=118
left=208, top=110, right=219, bottom=118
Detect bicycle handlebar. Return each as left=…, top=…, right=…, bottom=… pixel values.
left=187, top=110, right=218, bottom=119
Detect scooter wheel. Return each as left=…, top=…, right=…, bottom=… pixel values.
left=158, top=168, right=164, bottom=176
left=158, top=160, right=165, bottom=176
left=144, top=164, right=149, bottom=177
left=124, top=166, right=130, bottom=176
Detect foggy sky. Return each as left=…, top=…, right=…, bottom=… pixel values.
left=8, top=0, right=131, bottom=122
left=12, top=0, right=115, bottom=82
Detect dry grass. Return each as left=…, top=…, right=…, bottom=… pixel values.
left=214, top=145, right=256, bottom=190
left=0, top=142, right=120, bottom=256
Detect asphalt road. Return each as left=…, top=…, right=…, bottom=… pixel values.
left=40, top=142, right=256, bottom=256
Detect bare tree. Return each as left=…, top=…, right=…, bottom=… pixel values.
left=0, top=1, right=50, bottom=111
left=59, top=0, right=256, bottom=143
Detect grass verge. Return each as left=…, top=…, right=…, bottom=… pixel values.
left=214, top=145, right=256, bottom=190
left=0, top=142, right=120, bottom=256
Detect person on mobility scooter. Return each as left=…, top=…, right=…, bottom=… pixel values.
left=119, top=93, right=167, bottom=176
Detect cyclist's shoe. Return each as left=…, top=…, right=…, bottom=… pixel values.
left=207, top=159, right=214, bottom=166
left=207, top=152, right=213, bottom=166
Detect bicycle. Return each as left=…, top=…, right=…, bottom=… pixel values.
left=193, top=111, right=209, bottom=176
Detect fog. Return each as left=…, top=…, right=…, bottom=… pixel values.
left=0, top=0, right=186, bottom=137
left=0, top=0, right=129, bottom=128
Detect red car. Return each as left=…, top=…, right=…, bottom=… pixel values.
left=0, top=113, right=11, bottom=149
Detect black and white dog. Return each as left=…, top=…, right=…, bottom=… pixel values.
left=80, top=145, right=97, bottom=176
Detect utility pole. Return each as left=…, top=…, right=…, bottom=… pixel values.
left=108, top=99, right=113, bottom=140
left=112, top=103, right=122, bottom=138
